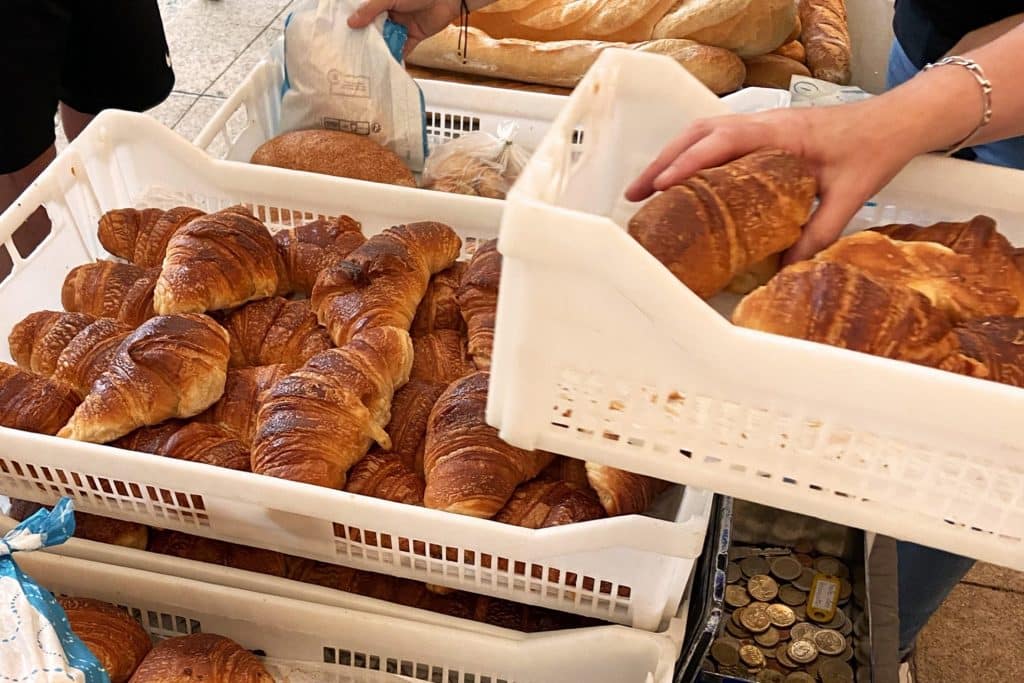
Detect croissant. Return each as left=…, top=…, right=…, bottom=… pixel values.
left=153, top=206, right=287, bottom=314
left=98, top=206, right=204, bottom=267
left=0, top=362, right=81, bottom=434
left=58, top=314, right=231, bottom=443
left=345, top=450, right=425, bottom=504
left=311, top=221, right=462, bottom=345
left=147, top=529, right=289, bottom=577
left=585, top=463, right=671, bottom=516
left=494, top=479, right=606, bottom=528
left=62, top=260, right=159, bottom=326
left=59, top=597, right=152, bottom=683
left=423, top=371, right=554, bottom=517
left=51, top=318, right=135, bottom=398
left=815, top=231, right=1020, bottom=322
left=872, top=215, right=1024, bottom=314
left=385, top=378, right=447, bottom=475
left=628, top=149, right=817, bottom=299
left=411, top=329, right=474, bottom=384
left=8, top=311, right=96, bottom=375
left=221, top=297, right=332, bottom=368
left=8, top=499, right=148, bottom=549
left=252, top=325, right=414, bottom=488
left=538, top=455, right=591, bottom=488
left=457, top=240, right=501, bottom=369
left=732, top=260, right=957, bottom=366
left=939, top=316, right=1024, bottom=387
left=129, top=633, right=273, bottom=682
left=274, top=215, right=366, bottom=295
left=411, top=261, right=467, bottom=335
left=196, top=364, right=291, bottom=447
left=115, top=421, right=250, bottom=471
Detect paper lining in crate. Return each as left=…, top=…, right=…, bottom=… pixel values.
left=0, top=110, right=712, bottom=631
left=18, top=551, right=682, bottom=683
left=494, top=48, right=1024, bottom=572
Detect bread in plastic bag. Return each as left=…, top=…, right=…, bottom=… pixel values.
left=280, top=0, right=428, bottom=172
left=422, top=122, right=531, bottom=200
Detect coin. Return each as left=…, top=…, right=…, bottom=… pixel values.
left=719, top=663, right=749, bottom=678
left=794, top=540, right=813, bottom=554
left=742, top=556, right=771, bottom=578
left=726, top=584, right=752, bottom=608
left=793, top=604, right=807, bottom=621
left=771, top=556, right=804, bottom=582
left=819, top=658, right=855, bottom=683
left=787, top=639, right=819, bottom=665
left=726, top=618, right=750, bottom=639
left=727, top=562, right=742, bottom=584
left=826, top=609, right=848, bottom=631
left=839, top=617, right=853, bottom=637
left=775, top=644, right=798, bottom=669
left=814, top=556, right=842, bottom=577
left=784, top=673, right=817, bottom=683
left=842, top=644, right=854, bottom=661
left=790, top=622, right=819, bottom=642
left=768, top=603, right=797, bottom=628
left=711, top=637, right=741, bottom=666
left=762, top=644, right=777, bottom=659
left=757, top=670, right=786, bottom=683
left=755, top=626, right=781, bottom=648
left=779, top=584, right=807, bottom=606
left=732, top=607, right=746, bottom=626
left=839, top=579, right=853, bottom=601
left=813, top=629, right=846, bottom=656
left=741, top=644, right=767, bottom=669
left=793, top=568, right=816, bottom=591
left=795, top=553, right=814, bottom=567
left=748, top=574, right=780, bottom=602
left=742, top=602, right=773, bottom=633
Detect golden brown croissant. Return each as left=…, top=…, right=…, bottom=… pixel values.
left=311, top=222, right=462, bottom=345
left=58, top=314, right=231, bottom=443
left=732, top=260, right=957, bottom=366
left=494, top=479, right=606, bottom=527
left=411, top=329, right=474, bottom=384
left=815, top=231, right=1020, bottom=321
left=457, top=240, right=500, bottom=369
left=221, top=297, right=332, bottom=368
left=939, top=316, right=1024, bottom=387
left=8, top=310, right=96, bottom=375
left=62, top=260, right=159, bottom=326
left=274, top=215, right=366, bottom=295
left=872, top=215, right=1024, bottom=314
left=423, top=371, right=554, bottom=517
left=0, top=362, right=81, bottom=434
left=629, top=149, right=817, bottom=299
left=129, top=633, right=273, bottom=682
left=345, top=449, right=425, bottom=504
left=538, top=455, right=592, bottom=488
left=147, top=529, right=289, bottom=577
left=8, top=499, right=148, bottom=549
left=385, top=378, right=447, bottom=475
left=252, top=325, right=414, bottom=488
left=59, top=597, right=151, bottom=683
left=115, top=421, right=250, bottom=471
left=153, top=206, right=287, bottom=315
left=51, top=318, right=135, bottom=398
left=98, top=206, right=205, bottom=267
left=411, top=261, right=467, bottom=335
left=195, top=364, right=291, bottom=447
left=585, top=463, right=671, bottom=516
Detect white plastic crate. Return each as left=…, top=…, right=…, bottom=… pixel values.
left=17, top=551, right=682, bottom=683
left=494, top=48, right=1024, bottom=572
left=0, top=110, right=712, bottom=631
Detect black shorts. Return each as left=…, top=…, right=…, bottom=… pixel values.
left=0, top=0, right=175, bottom=173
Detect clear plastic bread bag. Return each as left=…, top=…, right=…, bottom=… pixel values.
left=0, top=498, right=109, bottom=682
left=422, top=122, right=531, bottom=200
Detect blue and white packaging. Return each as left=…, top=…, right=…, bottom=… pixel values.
left=280, top=0, right=428, bottom=172
left=0, top=498, right=109, bottom=682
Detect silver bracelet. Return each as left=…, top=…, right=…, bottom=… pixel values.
left=922, top=56, right=993, bottom=156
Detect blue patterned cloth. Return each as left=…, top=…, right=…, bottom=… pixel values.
left=0, top=498, right=110, bottom=682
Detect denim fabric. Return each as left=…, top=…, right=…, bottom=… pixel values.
left=896, top=540, right=977, bottom=656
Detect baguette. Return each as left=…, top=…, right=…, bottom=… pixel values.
left=799, top=0, right=851, bottom=84
left=409, top=26, right=745, bottom=95
left=773, top=40, right=806, bottom=63
left=743, top=54, right=811, bottom=90
left=653, top=0, right=798, bottom=57
left=471, top=0, right=679, bottom=43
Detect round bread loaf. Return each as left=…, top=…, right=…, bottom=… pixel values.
left=250, top=130, right=417, bottom=187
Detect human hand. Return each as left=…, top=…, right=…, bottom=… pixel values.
left=624, top=102, right=921, bottom=264
left=348, top=0, right=462, bottom=56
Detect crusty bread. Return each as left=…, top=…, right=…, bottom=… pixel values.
left=653, top=0, right=798, bottom=57
left=409, top=27, right=746, bottom=95
left=251, top=130, right=416, bottom=187
left=773, top=39, right=806, bottom=63
left=471, top=0, right=679, bottom=43
left=743, top=54, right=811, bottom=89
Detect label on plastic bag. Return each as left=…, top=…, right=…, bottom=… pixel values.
left=0, top=498, right=109, bottom=682
left=789, top=76, right=872, bottom=108
left=280, top=0, right=428, bottom=171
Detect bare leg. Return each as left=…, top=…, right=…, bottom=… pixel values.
left=1, top=145, right=57, bottom=261
left=59, top=101, right=95, bottom=142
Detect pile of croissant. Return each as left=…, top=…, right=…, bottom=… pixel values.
left=629, top=148, right=1024, bottom=388
left=59, top=595, right=271, bottom=682
left=2, top=204, right=670, bottom=534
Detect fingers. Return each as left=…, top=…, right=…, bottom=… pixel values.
left=782, top=183, right=868, bottom=264
left=624, top=120, right=718, bottom=201
left=348, top=0, right=395, bottom=27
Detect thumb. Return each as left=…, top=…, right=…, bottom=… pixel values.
left=782, top=184, right=868, bottom=265
left=348, top=0, right=394, bottom=28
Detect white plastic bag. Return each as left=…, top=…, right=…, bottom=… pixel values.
left=422, top=122, right=531, bottom=200
left=280, top=0, right=428, bottom=171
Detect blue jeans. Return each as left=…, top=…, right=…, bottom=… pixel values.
left=887, top=39, right=1024, bottom=170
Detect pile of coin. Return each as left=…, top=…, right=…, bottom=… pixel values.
left=702, top=543, right=860, bottom=683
